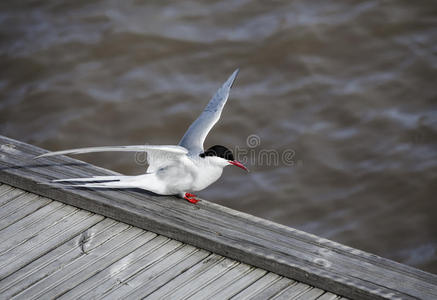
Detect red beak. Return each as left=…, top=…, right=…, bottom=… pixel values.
left=229, top=160, right=249, bottom=172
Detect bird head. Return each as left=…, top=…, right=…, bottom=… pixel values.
left=200, top=145, right=248, bottom=171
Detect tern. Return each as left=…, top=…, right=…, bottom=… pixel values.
left=36, top=69, right=248, bottom=203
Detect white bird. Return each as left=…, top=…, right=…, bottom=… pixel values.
left=36, top=69, right=248, bottom=204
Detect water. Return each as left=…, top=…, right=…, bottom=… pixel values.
left=1, top=0, right=436, bottom=273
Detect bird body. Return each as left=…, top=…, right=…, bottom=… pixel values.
left=36, top=70, right=247, bottom=203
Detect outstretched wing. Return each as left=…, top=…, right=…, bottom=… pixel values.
left=178, top=69, right=239, bottom=155
left=35, top=145, right=188, bottom=172
left=35, top=145, right=187, bottom=158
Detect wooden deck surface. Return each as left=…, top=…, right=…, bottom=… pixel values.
left=0, top=183, right=337, bottom=299
left=0, top=135, right=436, bottom=299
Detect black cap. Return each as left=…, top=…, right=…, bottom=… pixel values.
left=199, top=145, right=234, bottom=161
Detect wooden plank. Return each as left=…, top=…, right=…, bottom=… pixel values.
left=233, top=274, right=292, bottom=300
left=150, top=258, right=240, bottom=299
left=0, top=201, right=64, bottom=242
left=270, top=282, right=316, bottom=299
left=0, top=192, right=47, bottom=230
left=209, top=268, right=268, bottom=299
left=119, top=247, right=211, bottom=300
left=12, top=228, right=152, bottom=299
left=318, top=292, right=343, bottom=300
left=96, top=243, right=208, bottom=299
left=186, top=262, right=253, bottom=299
left=0, top=185, right=25, bottom=206
left=0, top=196, right=52, bottom=231
left=142, top=255, right=233, bottom=299
left=0, top=209, right=103, bottom=280
left=294, top=287, right=326, bottom=300
left=0, top=191, right=38, bottom=220
left=1, top=135, right=437, bottom=300
left=57, top=235, right=175, bottom=299
left=0, top=218, right=118, bottom=298
left=0, top=184, right=13, bottom=199
left=0, top=203, right=79, bottom=254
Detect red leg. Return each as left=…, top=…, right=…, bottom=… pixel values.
left=184, top=193, right=199, bottom=204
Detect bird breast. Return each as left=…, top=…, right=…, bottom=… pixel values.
left=190, top=159, right=224, bottom=192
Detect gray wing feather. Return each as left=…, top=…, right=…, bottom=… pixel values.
left=178, top=69, right=239, bottom=155
left=35, top=145, right=188, bottom=159
left=35, top=144, right=188, bottom=173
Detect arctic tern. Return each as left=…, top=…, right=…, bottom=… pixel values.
left=36, top=69, right=248, bottom=204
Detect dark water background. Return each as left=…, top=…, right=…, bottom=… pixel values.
left=1, top=0, right=436, bottom=273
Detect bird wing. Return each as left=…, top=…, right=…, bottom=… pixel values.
left=178, top=69, right=239, bottom=155
left=35, top=145, right=188, bottom=172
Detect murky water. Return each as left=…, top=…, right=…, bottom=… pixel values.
left=1, top=0, right=436, bottom=273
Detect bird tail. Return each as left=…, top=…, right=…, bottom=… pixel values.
left=53, top=175, right=125, bottom=183
left=51, top=175, right=141, bottom=189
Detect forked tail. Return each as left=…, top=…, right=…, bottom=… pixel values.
left=51, top=175, right=141, bottom=189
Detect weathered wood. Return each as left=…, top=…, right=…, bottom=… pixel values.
left=187, top=262, right=253, bottom=299
left=210, top=268, right=268, bottom=299
left=0, top=185, right=25, bottom=206
left=121, top=249, right=211, bottom=300
left=318, top=292, right=344, bottom=300
left=0, top=201, right=65, bottom=241
left=294, top=287, right=327, bottom=300
left=270, top=282, right=319, bottom=299
left=0, top=218, right=117, bottom=298
left=0, top=209, right=103, bottom=281
left=235, top=274, right=292, bottom=299
left=0, top=192, right=37, bottom=219
left=149, top=257, right=239, bottom=299
left=0, top=203, right=78, bottom=253
left=58, top=235, right=172, bottom=299
left=14, top=228, right=149, bottom=299
left=0, top=192, right=43, bottom=229
left=83, top=243, right=208, bottom=299
left=0, top=184, right=311, bottom=300
left=0, top=135, right=436, bottom=299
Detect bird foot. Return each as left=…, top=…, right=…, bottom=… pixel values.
left=184, top=193, right=199, bottom=204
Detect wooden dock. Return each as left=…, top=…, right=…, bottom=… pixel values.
left=0, top=135, right=436, bottom=299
